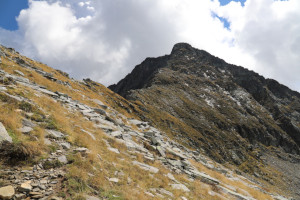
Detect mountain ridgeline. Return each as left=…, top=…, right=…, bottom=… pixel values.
left=0, top=42, right=299, bottom=199
left=110, top=43, right=300, bottom=164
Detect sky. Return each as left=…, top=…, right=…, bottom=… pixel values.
left=0, top=0, right=299, bottom=92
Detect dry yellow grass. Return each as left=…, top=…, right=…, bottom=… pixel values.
left=190, top=160, right=274, bottom=200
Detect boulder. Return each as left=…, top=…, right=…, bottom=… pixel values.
left=0, top=122, right=12, bottom=143
left=0, top=185, right=15, bottom=199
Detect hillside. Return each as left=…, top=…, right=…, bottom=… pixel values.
left=110, top=43, right=300, bottom=199
left=0, top=44, right=296, bottom=200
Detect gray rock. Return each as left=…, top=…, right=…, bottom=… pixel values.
left=1, top=92, right=24, bottom=102
left=77, top=104, right=88, bottom=110
left=0, top=185, right=15, bottom=199
left=93, top=108, right=106, bottom=115
left=128, top=119, right=144, bottom=126
left=81, top=110, right=99, bottom=118
left=38, top=184, right=46, bottom=190
left=190, top=170, right=220, bottom=185
left=5, top=74, right=29, bottom=83
left=37, top=88, right=58, bottom=97
left=58, top=155, right=68, bottom=164
left=15, top=193, right=26, bottom=200
left=132, top=161, right=159, bottom=173
left=110, top=131, right=122, bottom=138
left=45, top=129, right=65, bottom=139
left=18, top=126, right=33, bottom=134
left=109, top=178, right=119, bottom=183
left=159, top=188, right=174, bottom=197
left=44, top=138, right=52, bottom=145
left=171, top=184, right=190, bottom=192
left=22, top=119, right=36, bottom=128
left=0, top=86, right=7, bottom=91
left=219, top=186, right=254, bottom=200
left=108, top=147, right=120, bottom=154
left=14, top=70, right=25, bottom=76
left=167, top=159, right=183, bottom=168
left=0, top=122, right=12, bottom=143
left=167, top=148, right=187, bottom=160
left=144, top=191, right=155, bottom=197
left=150, top=136, right=160, bottom=145
left=167, top=173, right=176, bottom=182
left=157, top=146, right=166, bottom=157
left=74, top=147, right=89, bottom=153
left=19, top=181, right=32, bottom=192
left=61, top=142, right=71, bottom=149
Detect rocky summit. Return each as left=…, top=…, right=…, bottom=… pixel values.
left=110, top=43, right=300, bottom=198
left=0, top=43, right=298, bottom=200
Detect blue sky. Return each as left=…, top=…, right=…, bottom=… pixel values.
left=219, top=0, right=246, bottom=6
left=0, top=0, right=28, bottom=30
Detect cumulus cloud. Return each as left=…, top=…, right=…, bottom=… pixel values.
left=0, top=0, right=299, bottom=91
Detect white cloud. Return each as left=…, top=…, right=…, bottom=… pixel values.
left=78, top=2, right=84, bottom=7
left=86, top=6, right=94, bottom=11
left=0, top=0, right=299, bottom=91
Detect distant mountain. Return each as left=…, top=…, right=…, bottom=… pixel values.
left=110, top=43, right=300, bottom=196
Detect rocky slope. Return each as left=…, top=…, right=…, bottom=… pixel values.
left=0, top=44, right=296, bottom=200
left=110, top=43, right=300, bottom=198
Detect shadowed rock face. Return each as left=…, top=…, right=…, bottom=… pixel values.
left=110, top=43, right=300, bottom=164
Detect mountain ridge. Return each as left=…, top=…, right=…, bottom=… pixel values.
left=0, top=43, right=299, bottom=199
left=110, top=42, right=300, bottom=197
left=110, top=42, right=300, bottom=155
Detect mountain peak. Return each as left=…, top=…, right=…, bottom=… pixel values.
left=171, top=42, right=193, bottom=52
